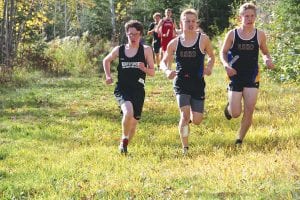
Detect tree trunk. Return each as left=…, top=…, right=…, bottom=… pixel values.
left=54, top=1, right=57, bottom=38
left=0, top=0, right=15, bottom=81
left=1, top=0, right=14, bottom=68
left=109, top=0, right=117, bottom=45
left=64, top=0, right=68, bottom=37
left=0, top=0, right=8, bottom=65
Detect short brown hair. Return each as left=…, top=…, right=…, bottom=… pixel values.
left=124, top=20, right=144, bottom=35
left=239, top=2, right=257, bottom=16
left=165, top=8, right=172, bottom=14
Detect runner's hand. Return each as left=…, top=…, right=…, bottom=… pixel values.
left=225, top=66, right=237, bottom=77
left=105, top=77, right=113, bottom=85
left=165, top=69, right=176, bottom=79
left=138, top=62, right=147, bottom=72
left=204, top=67, right=212, bottom=76
left=265, top=59, right=275, bottom=69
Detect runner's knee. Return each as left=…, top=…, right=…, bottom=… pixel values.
left=231, top=111, right=241, bottom=118
left=192, top=117, right=203, bottom=125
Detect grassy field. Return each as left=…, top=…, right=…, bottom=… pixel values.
left=0, top=67, right=299, bottom=199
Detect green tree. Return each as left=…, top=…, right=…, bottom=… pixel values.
left=189, top=0, right=238, bottom=37
left=257, top=0, right=299, bottom=82
left=43, top=0, right=94, bottom=40
left=0, top=0, right=48, bottom=68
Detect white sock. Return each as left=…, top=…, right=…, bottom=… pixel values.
left=122, top=135, right=129, bottom=140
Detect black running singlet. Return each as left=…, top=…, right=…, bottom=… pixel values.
left=175, top=33, right=205, bottom=80
left=174, top=33, right=206, bottom=97
left=117, top=45, right=147, bottom=89
left=229, top=29, right=260, bottom=83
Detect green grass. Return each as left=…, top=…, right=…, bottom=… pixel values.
left=0, top=67, right=299, bottom=199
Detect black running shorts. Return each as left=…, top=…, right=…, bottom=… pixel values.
left=228, top=80, right=259, bottom=92
left=114, top=85, right=145, bottom=120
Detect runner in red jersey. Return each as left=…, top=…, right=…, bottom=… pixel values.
left=156, top=8, right=177, bottom=68
left=156, top=8, right=177, bottom=53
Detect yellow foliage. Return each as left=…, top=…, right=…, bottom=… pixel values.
left=115, top=0, right=134, bottom=22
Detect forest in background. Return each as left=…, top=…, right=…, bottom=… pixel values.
left=0, top=1, right=299, bottom=198
left=0, top=0, right=299, bottom=82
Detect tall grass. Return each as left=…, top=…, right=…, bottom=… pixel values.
left=0, top=66, right=299, bottom=199
left=45, top=37, right=94, bottom=76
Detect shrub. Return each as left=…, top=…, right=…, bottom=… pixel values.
left=257, top=0, right=300, bottom=82
left=45, top=34, right=95, bottom=76
left=85, top=35, right=113, bottom=74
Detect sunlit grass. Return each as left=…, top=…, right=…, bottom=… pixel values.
left=0, top=66, right=299, bottom=199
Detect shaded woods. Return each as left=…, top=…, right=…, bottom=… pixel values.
left=0, top=0, right=299, bottom=82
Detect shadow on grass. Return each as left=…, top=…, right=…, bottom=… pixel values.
left=1, top=99, right=298, bottom=157
left=37, top=77, right=102, bottom=90
left=0, top=103, right=123, bottom=150
left=1, top=75, right=298, bottom=156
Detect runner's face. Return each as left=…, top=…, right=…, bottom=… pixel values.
left=155, top=15, right=160, bottom=22
left=165, top=10, right=172, bottom=17
left=240, top=9, right=256, bottom=27
left=181, top=14, right=197, bottom=32
left=126, top=28, right=141, bottom=44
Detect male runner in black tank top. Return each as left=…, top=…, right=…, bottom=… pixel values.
left=229, top=28, right=260, bottom=86
left=103, top=20, right=155, bottom=154
left=160, top=9, right=215, bottom=155
left=220, top=3, right=275, bottom=145
left=147, top=12, right=161, bottom=70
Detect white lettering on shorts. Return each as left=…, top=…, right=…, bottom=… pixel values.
left=138, top=78, right=145, bottom=86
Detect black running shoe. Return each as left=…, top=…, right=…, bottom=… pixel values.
left=119, top=138, right=128, bottom=154
left=224, top=103, right=232, bottom=120
left=235, top=139, right=243, bottom=145
left=182, top=146, right=189, bottom=155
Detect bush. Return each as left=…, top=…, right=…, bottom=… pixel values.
left=85, top=35, right=113, bottom=74
left=14, top=33, right=114, bottom=78
left=45, top=34, right=95, bottom=76
left=42, top=34, right=115, bottom=77
left=17, top=40, right=54, bottom=72
left=257, top=0, right=300, bottom=82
